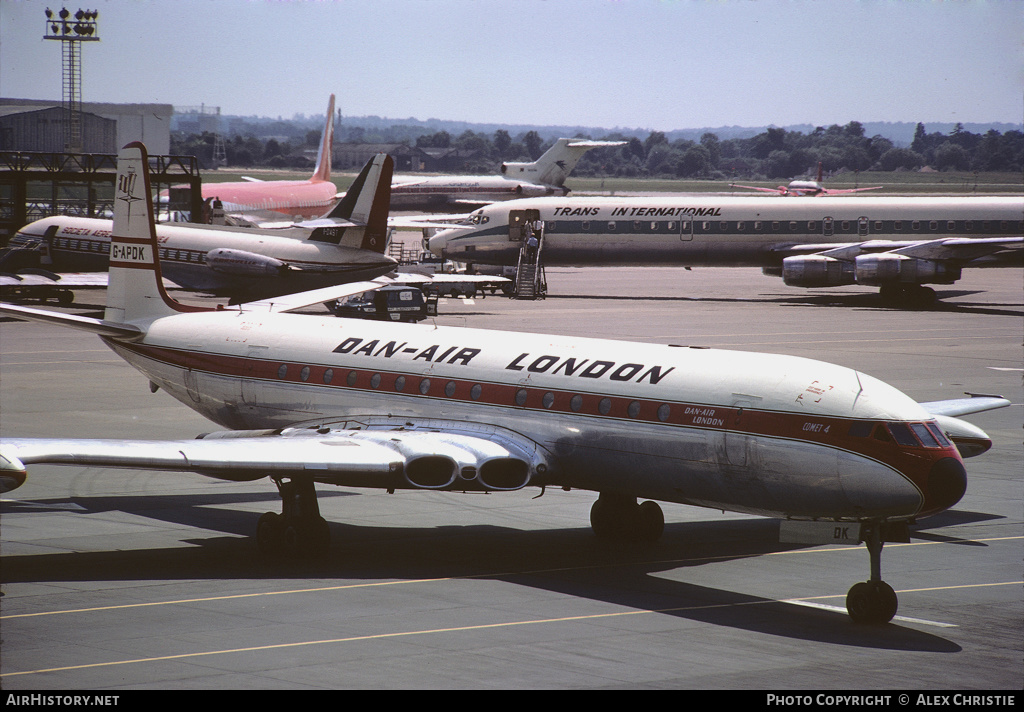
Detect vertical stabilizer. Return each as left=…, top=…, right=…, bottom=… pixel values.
left=313, top=153, right=393, bottom=253
left=501, top=139, right=625, bottom=188
left=105, top=142, right=207, bottom=324
left=310, top=94, right=335, bottom=183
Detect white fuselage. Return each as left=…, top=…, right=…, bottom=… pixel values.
left=103, top=310, right=964, bottom=522
left=390, top=175, right=559, bottom=209
left=8, top=216, right=396, bottom=294
left=430, top=195, right=1024, bottom=267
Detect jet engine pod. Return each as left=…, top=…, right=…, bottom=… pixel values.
left=782, top=255, right=856, bottom=287
left=205, top=248, right=289, bottom=277
left=854, top=254, right=961, bottom=286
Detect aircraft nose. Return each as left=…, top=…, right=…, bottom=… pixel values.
left=428, top=230, right=451, bottom=257
left=923, top=456, right=967, bottom=516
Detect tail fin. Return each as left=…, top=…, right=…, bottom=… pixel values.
left=105, top=142, right=208, bottom=324
left=500, top=138, right=625, bottom=187
left=311, top=153, right=393, bottom=253
left=310, top=94, right=335, bottom=183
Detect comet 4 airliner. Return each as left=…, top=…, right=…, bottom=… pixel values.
left=0, top=143, right=1009, bottom=625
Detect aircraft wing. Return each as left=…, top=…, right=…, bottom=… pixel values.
left=918, top=394, right=1010, bottom=459
left=388, top=215, right=472, bottom=229
left=0, top=423, right=545, bottom=494
left=384, top=272, right=510, bottom=286
left=920, top=393, right=1011, bottom=417
left=779, top=237, right=1023, bottom=262
left=887, top=236, right=1023, bottom=262
left=238, top=280, right=387, bottom=312
left=0, top=271, right=109, bottom=289
left=730, top=183, right=785, bottom=195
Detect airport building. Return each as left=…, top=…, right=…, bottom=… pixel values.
left=0, top=98, right=173, bottom=155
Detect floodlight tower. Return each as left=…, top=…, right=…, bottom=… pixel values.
left=43, top=8, right=100, bottom=154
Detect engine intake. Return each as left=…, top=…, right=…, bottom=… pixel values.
left=205, top=248, right=289, bottom=277
left=855, top=254, right=961, bottom=286
left=782, top=255, right=856, bottom=287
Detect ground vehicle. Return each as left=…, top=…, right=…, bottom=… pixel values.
left=326, top=285, right=434, bottom=322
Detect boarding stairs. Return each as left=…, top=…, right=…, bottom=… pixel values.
left=512, top=220, right=546, bottom=300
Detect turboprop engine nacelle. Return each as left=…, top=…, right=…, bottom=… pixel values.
left=205, top=248, right=289, bottom=277
left=855, top=254, right=961, bottom=286
left=782, top=255, right=856, bottom=287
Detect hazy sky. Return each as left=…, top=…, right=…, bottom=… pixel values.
left=2, top=0, right=1021, bottom=132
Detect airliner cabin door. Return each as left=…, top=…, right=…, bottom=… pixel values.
left=508, top=209, right=541, bottom=243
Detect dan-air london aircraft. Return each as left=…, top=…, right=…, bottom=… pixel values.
left=387, top=138, right=625, bottom=210
left=0, top=143, right=1009, bottom=625
left=197, top=94, right=341, bottom=223
left=428, top=193, right=1023, bottom=305
left=2, top=152, right=397, bottom=302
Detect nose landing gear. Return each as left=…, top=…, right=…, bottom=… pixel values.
left=846, top=522, right=904, bottom=624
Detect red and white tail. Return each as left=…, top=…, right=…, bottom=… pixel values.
left=310, top=94, right=335, bottom=183
left=105, top=142, right=207, bottom=324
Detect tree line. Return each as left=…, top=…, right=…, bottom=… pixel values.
left=171, top=121, right=1024, bottom=179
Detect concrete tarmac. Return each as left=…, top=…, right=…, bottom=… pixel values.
left=1, top=266, right=1021, bottom=690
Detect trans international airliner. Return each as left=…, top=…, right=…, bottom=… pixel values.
left=428, top=195, right=1023, bottom=304
left=0, top=143, right=1009, bottom=624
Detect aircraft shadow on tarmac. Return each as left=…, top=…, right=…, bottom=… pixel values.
left=4, top=284, right=1022, bottom=321
left=0, top=489, right=979, bottom=653
left=550, top=290, right=1024, bottom=317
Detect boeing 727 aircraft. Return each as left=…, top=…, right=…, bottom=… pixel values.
left=198, top=95, right=340, bottom=222
left=0, top=143, right=1009, bottom=625
left=428, top=194, right=1023, bottom=304
left=388, top=139, right=625, bottom=210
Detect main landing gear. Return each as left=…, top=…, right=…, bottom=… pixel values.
left=590, top=492, right=665, bottom=542
left=845, top=522, right=900, bottom=624
left=256, top=476, right=331, bottom=558
left=879, top=284, right=937, bottom=308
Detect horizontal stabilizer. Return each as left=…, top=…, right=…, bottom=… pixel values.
left=0, top=301, right=142, bottom=339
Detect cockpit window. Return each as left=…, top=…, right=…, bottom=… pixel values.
left=926, top=422, right=952, bottom=447
left=910, top=422, right=941, bottom=448
left=887, top=422, right=919, bottom=447
left=848, top=421, right=874, bottom=438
